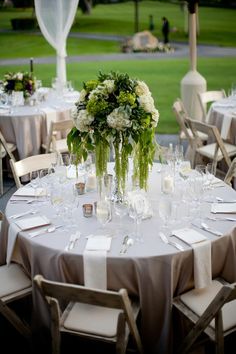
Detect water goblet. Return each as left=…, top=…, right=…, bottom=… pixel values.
left=114, top=197, right=128, bottom=235
left=129, top=195, right=145, bottom=243
left=96, top=200, right=112, bottom=232
left=158, top=196, right=172, bottom=232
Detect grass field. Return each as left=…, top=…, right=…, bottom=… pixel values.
left=0, top=2, right=235, bottom=133
left=1, top=57, right=235, bottom=134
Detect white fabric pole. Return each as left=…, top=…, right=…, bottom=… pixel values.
left=34, top=0, right=79, bottom=85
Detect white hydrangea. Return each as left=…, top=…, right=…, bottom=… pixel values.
left=78, top=89, right=87, bottom=102
left=151, top=109, right=159, bottom=127
left=138, top=94, right=155, bottom=112
left=103, top=80, right=115, bottom=93
left=16, top=72, right=23, bottom=80
left=89, top=85, right=108, bottom=100
left=135, top=81, right=150, bottom=96
left=73, top=109, right=94, bottom=132
left=107, top=107, right=132, bottom=130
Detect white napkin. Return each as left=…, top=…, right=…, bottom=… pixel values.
left=14, top=186, right=47, bottom=197
left=172, top=228, right=212, bottom=289
left=7, top=223, right=21, bottom=265
left=40, top=107, right=57, bottom=134
left=14, top=215, right=50, bottom=231
left=211, top=203, right=236, bottom=214
left=83, top=236, right=111, bottom=290
left=192, top=241, right=212, bottom=289
left=127, top=190, right=153, bottom=219
left=221, top=112, right=232, bottom=139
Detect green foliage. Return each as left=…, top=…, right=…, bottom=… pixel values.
left=68, top=71, right=159, bottom=193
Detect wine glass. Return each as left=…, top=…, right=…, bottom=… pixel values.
left=30, top=171, right=40, bottom=195
left=158, top=196, right=172, bottom=232
left=96, top=200, right=111, bottom=232
left=205, top=162, right=216, bottom=189
left=114, top=197, right=128, bottom=235
left=129, top=195, right=145, bottom=243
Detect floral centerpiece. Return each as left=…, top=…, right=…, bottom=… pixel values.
left=67, top=71, right=159, bottom=195
left=3, top=71, right=36, bottom=98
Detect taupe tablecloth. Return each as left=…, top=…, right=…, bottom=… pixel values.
left=1, top=164, right=236, bottom=354
left=0, top=97, right=74, bottom=160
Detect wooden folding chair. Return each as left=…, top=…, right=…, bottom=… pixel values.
left=0, top=130, right=17, bottom=195
left=173, top=279, right=236, bottom=354
left=224, top=157, right=236, bottom=186
left=9, top=152, right=58, bottom=188
left=185, top=118, right=236, bottom=172
left=197, top=90, right=226, bottom=123
left=172, top=99, right=208, bottom=166
left=42, top=119, right=74, bottom=154
left=34, top=274, right=143, bottom=354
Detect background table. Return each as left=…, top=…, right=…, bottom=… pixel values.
left=0, top=91, right=79, bottom=160
left=207, top=95, right=236, bottom=144
left=1, top=164, right=236, bottom=354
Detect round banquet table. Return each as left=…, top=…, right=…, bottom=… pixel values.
left=0, top=163, right=236, bottom=354
left=207, top=95, right=236, bottom=144
left=0, top=90, right=79, bottom=160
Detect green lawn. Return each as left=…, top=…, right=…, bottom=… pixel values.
left=0, top=2, right=235, bottom=133
left=1, top=58, right=235, bottom=134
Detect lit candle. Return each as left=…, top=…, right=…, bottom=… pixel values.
left=30, top=57, right=34, bottom=73
left=163, top=175, right=174, bottom=194
left=86, top=174, right=96, bottom=192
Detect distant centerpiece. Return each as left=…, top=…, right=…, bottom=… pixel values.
left=3, top=71, right=36, bottom=99
left=67, top=71, right=159, bottom=195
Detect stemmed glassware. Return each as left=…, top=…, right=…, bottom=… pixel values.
left=129, top=195, right=145, bottom=243
left=96, top=199, right=112, bottom=232
left=158, top=196, right=172, bottom=232
left=114, top=196, right=128, bottom=235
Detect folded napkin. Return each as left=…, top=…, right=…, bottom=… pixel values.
left=7, top=223, right=21, bottom=265
left=211, top=203, right=236, bottom=214
left=14, top=186, right=47, bottom=197
left=0, top=107, right=10, bottom=115
left=127, top=190, right=153, bottom=219
left=221, top=112, right=232, bottom=139
left=40, top=107, right=57, bottom=134
left=83, top=236, right=111, bottom=290
left=14, top=215, right=50, bottom=231
left=172, top=228, right=211, bottom=289
left=204, top=176, right=225, bottom=189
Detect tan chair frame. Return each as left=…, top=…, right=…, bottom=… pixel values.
left=224, top=157, right=236, bottom=186
left=34, top=274, right=143, bottom=354
left=197, top=90, right=226, bottom=122
left=185, top=118, right=236, bottom=171
left=43, top=119, right=74, bottom=153
left=173, top=281, right=236, bottom=354
left=0, top=263, right=32, bottom=339
left=0, top=130, right=17, bottom=195
left=10, top=152, right=58, bottom=188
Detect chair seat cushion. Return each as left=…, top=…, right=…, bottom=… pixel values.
left=63, top=302, right=122, bottom=337
left=0, top=263, right=31, bottom=297
left=179, top=280, right=236, bottom=332
left=180, top=129, right=208, bottom=141
left=196, top=143, right=236, bottom=161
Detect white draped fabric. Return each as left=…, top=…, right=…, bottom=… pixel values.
left=34, top=0, right=79, bottom=85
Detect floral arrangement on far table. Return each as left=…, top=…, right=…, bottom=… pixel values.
left=3, top=71, right=36, bottom=98
left=67, top=71, right=159, bottom=194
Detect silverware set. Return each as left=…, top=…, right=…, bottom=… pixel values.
left=120, top=235, right=134, bottom=254
left=159, top=232, right=184, bottom=251
left=65, top=231, right=81, bottom=251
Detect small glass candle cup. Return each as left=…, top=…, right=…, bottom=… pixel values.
left=75, top=182, right=85, bottom=195
left=82, top=203, right=93, bottom=217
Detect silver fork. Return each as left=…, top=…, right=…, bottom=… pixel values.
left=65, top=231, right=81, bottom=251
left=159, top=232, right=184, bottom=251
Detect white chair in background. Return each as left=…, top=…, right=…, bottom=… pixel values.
left=9, top=152, right=57, bottom=189
left=197, top=90, right=226, bottom=123
left=0, top=130, right=17, bottom=195
left=42, top=119, right=74, bottom=154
